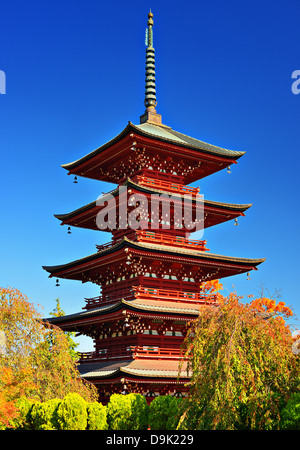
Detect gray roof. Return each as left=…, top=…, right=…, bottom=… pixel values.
left=62, top=122, right=245, bottom=171
left=136, top=122, right=245, bottom=158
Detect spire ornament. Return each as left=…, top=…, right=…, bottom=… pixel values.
left=140, top=10, right=162, bottom=125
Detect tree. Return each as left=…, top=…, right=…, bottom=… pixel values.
left=87, top=401, right=108, bottom=430
left=179, top=286, right=300, bottom=430
left=49, top=298, right=79, bottom=362
left=148, top=395, right=182, bottom=430
left=56, top=393, right=88, bottom=430
left=0, top=287, right=97, bottom=427
left=107, top=393, right=149, bottom=430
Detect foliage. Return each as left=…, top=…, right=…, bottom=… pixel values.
left=107, top=393, right=149, bottom=430
left=56, top=393, right=88, bottom=430
left=7, top=394, right=109, bottom=430
left=280, top=393, right=300, bottom=430
left=179, top=288, right=300, bottom=430
left=149, top=395, right=183, bottom=430
left=49, top=298, right=79, bottom=362
left=30, top=398, right=61, bottom=430
left=8, top=397, right=37, bottom=430
left=0, top=286, right=97, bottom=427
left=87, top=401, right=108, bottom=430
left=0, top=367, right=32, bottom=429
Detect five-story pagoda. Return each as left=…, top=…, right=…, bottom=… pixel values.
left=43, top=11, right=265, bottom=403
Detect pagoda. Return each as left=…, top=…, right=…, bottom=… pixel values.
left=43, top=11, right=265, bottom=403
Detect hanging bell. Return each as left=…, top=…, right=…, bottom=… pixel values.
left=234, top=218, right=239, bottom=226
left=227, top=166, right=231, bottom=174
left=55, top=279, right=60, bottom=287
left=67, top=226, right=72, bottom=234
left=247, top=272, right=251, bottom=280
left=73, top=176, right=78, bottom=184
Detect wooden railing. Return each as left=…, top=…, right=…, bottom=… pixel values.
left=96, top=231, right=209, bottom=253
left=79, top=346, right=185, bottom=363
left=84, top=284, right=217, bottom=309
left=135, top=230, right=209, bottom=251
left=133, top=286, right=217, bottom=304
left=132, top=346, right=184, bottom=360
left=79, top=348, right=133, bottom=361
left=136, top=176, right=200, bottom=196
left=84, top=289, right=134, bottom=309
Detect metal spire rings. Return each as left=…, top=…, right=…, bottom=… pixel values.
left=144, top=10, right=157, bottom=110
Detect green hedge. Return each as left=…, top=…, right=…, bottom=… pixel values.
left=149, top=395, right=183, bottom=430
left=10, top=394, right=108, bottom=430
left=9, top=393, right=186, bottom=430
left=107, top=393, right=149, bottom=430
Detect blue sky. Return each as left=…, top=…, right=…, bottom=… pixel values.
left=1, top=0, right=299, bottom=350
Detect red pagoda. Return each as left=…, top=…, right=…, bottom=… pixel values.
left=43, top=11, right=265, bottom=403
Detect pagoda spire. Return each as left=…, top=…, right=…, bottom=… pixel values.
left=140, top=10, right=162, bottom=125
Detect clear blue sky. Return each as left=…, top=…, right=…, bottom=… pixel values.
left=1, top=0, right=299, bottom=350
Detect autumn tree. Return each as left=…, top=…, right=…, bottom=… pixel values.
left=179, top=286, right=300, bottom=430
left=0, top=287, right=97, bottom=427
left=49, top=298, right=79, bottom=362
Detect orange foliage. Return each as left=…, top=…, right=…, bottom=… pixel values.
left=201, top=279, right=223, bottom=294
left=250, top=297, right=293, bottom=320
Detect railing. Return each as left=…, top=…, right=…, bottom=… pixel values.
left=79, top=348, right=134, bottom=362
left=96, top=240, right=117, bottom=252
left=135, top=230, right=209, bottom=251
left=96, top=231, right=209, bottom=253
left=136, top=176, right=200, bottom=196
left=133, top=286, right=217, bottom=304
left=84, top=284, right=217, bottom=309
left=79, top=346, right=185, bottom=363
left=84, top=289, right=134, bottom=309
left=132, top=346, right=184, bottom=360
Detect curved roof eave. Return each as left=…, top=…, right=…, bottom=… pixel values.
left=61, top=122, right=245, bottom=171
left=42, top=238, right=266, bottom=277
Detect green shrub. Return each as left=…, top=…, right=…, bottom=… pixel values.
left=87, top=401, right=108, bottom=430
left=107, top=393, right=149, bottom=430
left=10, top=397, right=37, bottom=429
left=280, top=393, right=300, bottom=430
left=57, top=393, right=88, bottom=430
left=30, top=398, right=61, bottom=430
left=149, top=395, right=183, bottom=430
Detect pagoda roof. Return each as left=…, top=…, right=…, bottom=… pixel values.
left=44, top=298, right=203, bottom=330
left=78, top=358, right=189, bottom=380
left=54, top=178, right=252, bottom=229
left=42, top=237, right=265, bottom=281
left=61, top=122, right=245, bottom=172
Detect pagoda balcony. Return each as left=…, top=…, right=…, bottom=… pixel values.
left=96, top=230, right=209, bottom=253
left=132, top=346, right=185, bottom=361
left=136, top=175, right=200, bottom=197
left=134, top=230, right=209, bottom=251
left=133, top=286, right=217, bottom=304
left=79, top=347, right=134, bottom=362
left=79, top=346, right=185, bottom=363
left=83, top=284, right=216, bottom=309
left=83, top=289, right=135, bottom=309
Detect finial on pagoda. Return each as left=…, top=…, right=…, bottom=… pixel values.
left=140, top=10, right=162, bottom=125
